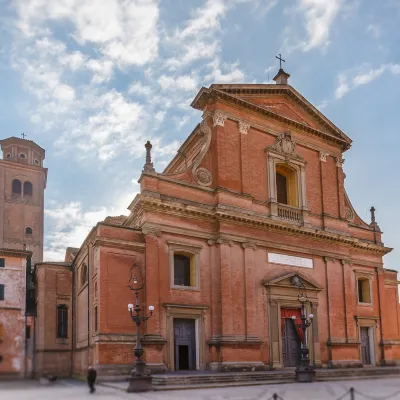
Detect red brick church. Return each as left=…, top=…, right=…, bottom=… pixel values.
left=33, top=68, right=400, bottom=379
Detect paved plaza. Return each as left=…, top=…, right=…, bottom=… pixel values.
left=2, top=378, right=400, bottom=400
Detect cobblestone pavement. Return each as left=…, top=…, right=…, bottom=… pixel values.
left=2, top=378, right=400, bottom=400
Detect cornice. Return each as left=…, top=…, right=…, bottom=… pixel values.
left=0, top=160, right=47, bottom=173
left=132, top=196, right=391, bottom=256
left=192, top=88, right=350, bottom=150
left=92, top=236, right=145, bottom=251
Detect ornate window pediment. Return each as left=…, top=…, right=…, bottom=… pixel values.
left=265, top=132, right=308, bottom=225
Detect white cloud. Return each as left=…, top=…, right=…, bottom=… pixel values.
left=14, top=0, right=159, bottom=68
left=205, top=59, right=245, bottom=83
left=366, top=24, right=382, bottom=38
left=335, top=63, right=400, bottom=99
left=294, top=0, right=342, bottom=52
left=158, top=74, right=198, bottom=91
left=44, top=190, right=137, bottom=261
left=129, top=81, right=154, bottom=97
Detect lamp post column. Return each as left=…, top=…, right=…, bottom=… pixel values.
left=126, top=264, right=155, bottom=393
left=294, top=291, right=315, bottom=383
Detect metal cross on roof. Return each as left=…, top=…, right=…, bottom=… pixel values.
left=275, top=53, right=285, bottom=69
left=21, top=133, right=26, bottom=139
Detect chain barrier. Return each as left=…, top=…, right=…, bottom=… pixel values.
left=250, top=387, right=400, bottom=400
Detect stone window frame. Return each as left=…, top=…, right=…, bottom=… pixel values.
left=354, top=270, right=374, bottom=307
left=165, top=304, right=207, bottom=371
left=266, top=150, right=307, bottom=211
left=168, top=241, right=202, bottom=291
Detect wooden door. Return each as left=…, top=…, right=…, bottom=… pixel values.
left=360, top=327, right=371, bottom=365
left=282, top=318, right=301, bottom=367
left=173, top=319, right=196, bottom=370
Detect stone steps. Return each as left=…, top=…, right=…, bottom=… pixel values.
left=150, top=367, right=400, bottom=391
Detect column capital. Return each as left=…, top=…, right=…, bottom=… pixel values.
left=212, top=111, right=228, bottom=127
left=241, top=242, right=257, bottom=250
left=142, top=228, right=162, bottom=238
left=335, top=156, right=344, bottom=168
left=238, top=120, right=250, bottom=135
left=319, top=152, right=329, bottom=162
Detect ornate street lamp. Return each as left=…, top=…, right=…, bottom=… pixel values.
left=126, top=263, right=154, bottom=393
left=292, top=280, right=315, bottom=383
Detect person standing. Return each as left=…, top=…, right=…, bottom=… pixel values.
left=87, top=366, right=97, bottom=394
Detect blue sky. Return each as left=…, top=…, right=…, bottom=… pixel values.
left=0, top=0, right=399, bottom=268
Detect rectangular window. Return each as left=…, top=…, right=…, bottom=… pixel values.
left=94, top=306, right=98, bottom=332
left=26, top=326, right=31, bottom=339
left=174, top=254, right=192, bottom=287
left=0, top=284, right=4, bottom=300
left=358, top=278, right=371, bottom=304
left=0, top=258, right=4, bottom=268
left=57, top=305, right=68, bottom=338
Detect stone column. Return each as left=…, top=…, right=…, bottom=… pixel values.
left=142, top=229, right=165, bottom=372
left=311, top=303, right=321, bottom=367
left=269, top=301, right=280, bottom=368
left=218, top=239, right=234, bottom=337
left=242, top=242, right=257, bottom=340
left=143, top=230, right=161, bottom=335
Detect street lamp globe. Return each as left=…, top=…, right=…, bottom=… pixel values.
left=128, top=303, right=134, bottom=311
left=149, top=305, right=155, bottom=311
left=308, top=313, right=314, bottom=319
left=291, top=315, right=296, bottom=320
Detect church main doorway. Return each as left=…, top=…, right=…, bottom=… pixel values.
left=173, top=318, right=196, bottom=371
left=282, top=314, right=301, bottom=367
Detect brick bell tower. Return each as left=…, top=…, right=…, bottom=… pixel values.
left=0, top=136, right=47, bottom=263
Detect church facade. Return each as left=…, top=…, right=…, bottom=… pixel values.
left=33, top=70, right=400, bottom=379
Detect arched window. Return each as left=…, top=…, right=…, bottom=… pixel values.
left=12, top=179, right=21, bottom=194
left=57, top=305, right=68, bottom=338
left=275, top=164, right=298, bottom=207
left=23, top=181, right=33, bottom=196
left=80, top=264, right=88, bottom=286
left=25, top=227, right=33, bottom=236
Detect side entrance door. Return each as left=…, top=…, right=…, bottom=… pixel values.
left=282, top=318, right=301, bottom=367
left=360, top=327, right=371, bottom=365
left=173, top=318, right=196, bottom=371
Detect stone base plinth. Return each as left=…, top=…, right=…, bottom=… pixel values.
left=127, top=376, right=153, bottom=392
left=295, top=367, right=315, bottom=383
left=208, top=361, right=268, bottom=372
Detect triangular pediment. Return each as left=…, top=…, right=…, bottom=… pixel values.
left=265, top=271, right=322, bottom=291
left=191, top=84, right=352, bottom=150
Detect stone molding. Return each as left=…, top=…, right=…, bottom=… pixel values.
left=132, top=197, right=391, bottom=256
left=241, top=242, right=257, bottom=250
left=238, top=120, right=250, bottom=134
left=319, top=151, right=329, bottom=162
left=212, top=111, right=227, bottom=127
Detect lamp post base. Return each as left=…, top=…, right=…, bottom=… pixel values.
left=295, top=358, right=315, bottom=383
left=127, top=376, right=153, bottom=393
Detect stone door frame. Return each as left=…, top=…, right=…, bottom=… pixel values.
left=356, top=317, right=378, bottom=366
left=265, top=272, right=322, bottom=369
left=165, top=304, right=207, bottom=371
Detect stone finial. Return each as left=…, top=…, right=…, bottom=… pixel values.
left=273, top=69, right=290, bottom=85
left=370, top=206, right=381, bottom=231
left=143, top=141, right=155, bottom=173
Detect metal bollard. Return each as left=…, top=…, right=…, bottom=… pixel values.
left=273, top=394, right=278, bottom=400
left=350, top=388, right=355, bottom=400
